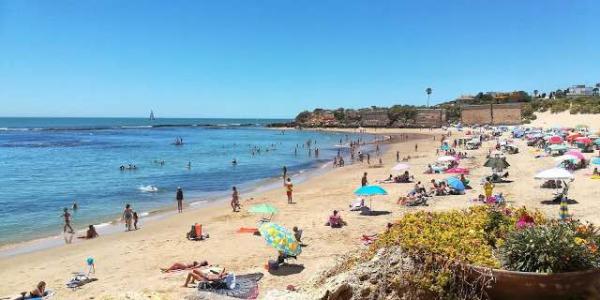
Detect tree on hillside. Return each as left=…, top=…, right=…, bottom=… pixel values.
left=333, top=108, right=345, bottom=121
left=593, top=87, right=600, bottom=96
left=426, top=88, right=432, bottom=107
left=533, top=90, right=539, bottom=98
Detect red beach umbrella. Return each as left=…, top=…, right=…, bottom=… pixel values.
left=575, top=137, right=592, bottom=145
left=547, top=136, right=563, bottom=144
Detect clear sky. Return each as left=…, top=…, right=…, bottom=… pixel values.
left=1, top=0, right=599, bottom=118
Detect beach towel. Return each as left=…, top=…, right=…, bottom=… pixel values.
left=237, top=227, right=259, bottom=234
left=1, top=290, right=54, bottom=300
left=194, top=273, right=263, bottom=299
left=66, top=273, right=97, bottom=290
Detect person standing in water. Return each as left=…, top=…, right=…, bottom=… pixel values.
left=285, top=178, right=294, bottom=204
left=231, top=186, right=241, bottom=212
left=72, top=201, right=78, bottom=211
left=176, top=187, right=184, bottom=213
left=62, top=208, right=74, bottom=233
left=282, top=165, right=287, bottom=180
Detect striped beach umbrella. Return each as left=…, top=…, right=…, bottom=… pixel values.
left=258, top=222, right=301, bottom=256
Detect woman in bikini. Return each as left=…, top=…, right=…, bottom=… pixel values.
left=182, top=266, right=226, bottom=287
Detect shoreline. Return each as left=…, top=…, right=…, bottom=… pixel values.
left=0, top=128, right=437, bottom=299
left=0, top=129, right=387, bottom=257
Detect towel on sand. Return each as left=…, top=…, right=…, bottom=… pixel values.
left=189, top=273, right=263, bottom=299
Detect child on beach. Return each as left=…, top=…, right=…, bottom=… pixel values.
left=78, top=225, right=99, bottom=239
left=231, top=186, right=241, bottom=212
left=133, top=212, right=139, bottom=230
left=285, top=178, right=294, bottom=204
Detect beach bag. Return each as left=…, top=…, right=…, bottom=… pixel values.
left=267, top=259, right=279, bottom=271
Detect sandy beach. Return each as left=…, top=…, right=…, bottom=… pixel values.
left=1, top=127, right=599, bottom=300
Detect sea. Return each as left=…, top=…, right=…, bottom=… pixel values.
left=0, top=118, right=372, bottom=246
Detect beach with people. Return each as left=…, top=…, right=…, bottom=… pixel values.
left=1, top=125, right=599, bottom=299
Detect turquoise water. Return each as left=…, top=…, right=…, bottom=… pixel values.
left=0, top=118, right=370, bottom=245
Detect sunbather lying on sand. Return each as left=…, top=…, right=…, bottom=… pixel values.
left=29, top=281, right=46, bottom=298
left=182, top=266, right=226, bottom=287
left=161, top=260, right=208, bottom=272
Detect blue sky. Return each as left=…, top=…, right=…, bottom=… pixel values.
left=0, top=0, right=598, bottom=118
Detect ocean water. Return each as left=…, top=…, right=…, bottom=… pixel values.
left=0, top=118, right=371, bottom=245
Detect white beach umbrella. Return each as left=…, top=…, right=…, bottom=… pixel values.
left=437, top=156, right=456, bottom=162
left=553, top=154, right=581, bottom=162
left=534, top=168, right=574, bottom=181
left=391, top=163, right=410, bottom=171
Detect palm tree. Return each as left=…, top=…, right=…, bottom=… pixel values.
left=425, top=88, right=432, bottom=107
left=533, top=89, right=539, bottom=98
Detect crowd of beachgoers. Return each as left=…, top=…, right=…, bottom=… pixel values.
left=1, top=124, right=599, bottom=300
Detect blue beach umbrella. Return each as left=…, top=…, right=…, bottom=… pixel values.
left=354, top=185, right=387, bottom=211
left=595, top=139, right=600, bottom=146
left=440, top=144, right=451, bottom=151
left=592, top=157, right=600, bottom=166
left=446, top=176, right=465, bottom=191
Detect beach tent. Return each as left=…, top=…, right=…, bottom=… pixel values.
left=258, top=222, right=301, bottom=256
left=446, top=177, right=465, bottom=191
left=391, top=163, right=410, bottom=172
left=534, top=168, right=574, bottom=181
left=484, top=157, right=510, bottom=170
left=354, top=185, right=387, bottom=212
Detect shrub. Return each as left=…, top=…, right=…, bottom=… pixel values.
left=500, top=221, right=600, bottom=273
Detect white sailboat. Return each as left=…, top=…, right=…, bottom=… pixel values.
left=149, top=110, right=155, bottom=121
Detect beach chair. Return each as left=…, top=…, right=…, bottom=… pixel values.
left=187, top=223, right=209, bottom=241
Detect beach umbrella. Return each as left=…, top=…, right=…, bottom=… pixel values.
left=567, top=133, right=582, bottom=142
left=437, top=155, right=456, bottom=162
left=440, top=144, right=451, bottom=151
left=576, top=124, right=588, bottom=129
left=547, top=136, right=563, bottom=144
left=591, top=157, right=600, bottom=165
left=248, top=203, right=278, bottom=215
left=595, top=139, right=600, bottom=146
left=354, top=185, right=387, bottom=211
left=565, top=150, right=585, bottom=161
left=554, top=154, right=581, bottom=163
left=446, top=176, right=465, bottom=191
left=445, top=167, right=469, bottom=175
left=534, top=168, right=574, bottom=181
left=547, top=144, right=568, bottom=152
left=484, top=157, right=510, bottom=170
left=258, top=222, right=301, bottom=256
left=575, top=137, right=592, bottom=145
left=391, top=163, right=410, bottom=172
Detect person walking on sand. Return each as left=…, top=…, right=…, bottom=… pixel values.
left=285, top=178, right=294, bottom=204
left=231, top=186, right=241, bottom=212
left=415, top=143, right=418, bottom=152
left=122, top=204, right=134, bottom=231
left=396, top=151, right=400, bottom=162
left=62, top=208, right=74, bottom=233
left=176, top=187, right=184, bottom=213
left=361, top=172, right=368, bottom=187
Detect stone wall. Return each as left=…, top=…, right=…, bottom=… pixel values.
left=414, top=109, right=447, bottom=127
left=461, top=103, right=522, bottom=125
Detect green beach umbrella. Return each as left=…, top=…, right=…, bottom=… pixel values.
left=248, top=203, right=278, bottom=214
